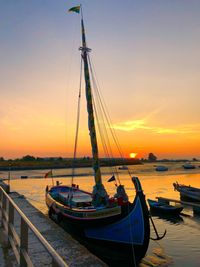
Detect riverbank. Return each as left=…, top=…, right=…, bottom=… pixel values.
left=0, top=158, right=141, bottom=171
left=5, top=164, right=200, bottom=267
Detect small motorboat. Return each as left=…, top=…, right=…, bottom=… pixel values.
left=155, top=166, right=168, bottom=172
left=118, top=166, right=128, bottom=170
left=21, top=175, right=28, bottom=179
left=182, top=163, right=195, bottom=169
left=148, top=199, right=183, bottom=215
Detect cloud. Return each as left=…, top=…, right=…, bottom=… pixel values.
left=112, top=119, right=200, bottom=135
left=112, top=119, right=150, bottom=131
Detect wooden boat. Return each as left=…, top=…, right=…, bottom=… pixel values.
left=46, top=5, right=150, bottom=265
left=182, top=163, right=195, bottom=169
left=148, top=199, right=183, bottom=215
left=155, top=166, right=168, bottom=172
left=21, top=175, right=28, bottom=179
left=173, top=182, right=200, bottom=201
left=118, top=165, right=128, bottom=170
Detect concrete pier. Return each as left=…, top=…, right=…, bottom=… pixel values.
left=0, top=227, right=17, bottom=266
left=0, top=189, right=107, bottom=267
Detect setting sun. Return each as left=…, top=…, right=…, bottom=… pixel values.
left=129, top=152, right=137, bottom=158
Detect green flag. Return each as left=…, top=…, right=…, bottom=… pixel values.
left=68, top=6, right=80, bottom=14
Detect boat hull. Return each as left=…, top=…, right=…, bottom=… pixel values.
left=182, top=164, right=195, bottom=169
left=46, top=188, right=150, bottom=264
left=148, top=199, right=183, bottom=215
left=173, top=183, right=200, bottom=202
left=155, top=166, right=168, bottom=172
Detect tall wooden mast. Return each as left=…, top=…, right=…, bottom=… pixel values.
left=79, top=12, right=102, bottom=185
left=79, top=7, right=108, bottom=206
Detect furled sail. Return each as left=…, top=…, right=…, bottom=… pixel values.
left=78, top=7, right=108, bottom=206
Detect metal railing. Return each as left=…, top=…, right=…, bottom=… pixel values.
left=0, top=186, right=68, bottom=267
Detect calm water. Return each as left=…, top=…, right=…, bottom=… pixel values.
left=1, top=162, right=200, bottom=266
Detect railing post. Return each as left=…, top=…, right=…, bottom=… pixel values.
left=0, top=186, right=68, bottom=267
left=8, top=201, right=14, bottom=237
left=20, top=217, right=28, bottom=267
left=0, top=189, right=2, bottom=224
left=2, top=193, right=7, bottom=229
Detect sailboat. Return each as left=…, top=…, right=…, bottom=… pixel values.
left=46, top=5, right=150, bottom=265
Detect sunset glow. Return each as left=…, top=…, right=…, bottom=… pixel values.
left=130, top=153, right=138, bottom=159
left=0, top=1, right=200, bottom=160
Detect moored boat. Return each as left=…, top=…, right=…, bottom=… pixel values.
left=45, top=5, right=150, bottom=265
left=182, top=163, right=195, bottom=169
left=173, top=182, right=200, bottom=201
left=155, top=166, right=168, bottom=172
left=118, top=165, right=128, bottom=170
left=148, top=199, right=183, bottom=215
left=21, top=175, right=28, bottom=179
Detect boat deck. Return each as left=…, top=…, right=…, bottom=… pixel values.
left=59, top=191, right=92, bottom=205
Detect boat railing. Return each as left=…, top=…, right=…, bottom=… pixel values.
left=0, top=186, right=68, bottom=267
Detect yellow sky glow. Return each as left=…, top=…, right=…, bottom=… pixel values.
left=1, top=2, right=200, bottom=160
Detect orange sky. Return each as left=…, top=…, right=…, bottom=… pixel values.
left=1, top=1, right=200, bottom=160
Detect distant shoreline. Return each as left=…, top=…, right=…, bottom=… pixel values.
left=0, top=158, right=141, bottom=171
left=0, top=158, right=197, bottom=172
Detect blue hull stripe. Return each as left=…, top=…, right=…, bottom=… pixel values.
left=85, top=197, right=144, bottom=245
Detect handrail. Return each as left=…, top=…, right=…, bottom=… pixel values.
left=0, top=186, right=68, bottom=267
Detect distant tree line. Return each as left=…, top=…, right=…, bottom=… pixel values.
left=0, top=152, right=198, bottom=167
left=0, top=155, right=65, bottom=162
left=148, top=153, right=157, bottom=161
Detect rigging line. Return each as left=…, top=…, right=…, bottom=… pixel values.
left=92, top=93, right=117, bottom=181
left=65, top=17, right=82, bottom=174
left=89, top=56, right=133, bottom=178
left=89, top=62, right=112, bottom=159
left=88, top=57, right=124, bottom=159
left=88, top=56, right=122, bottom=182
left=89, top=59, right=119, bottom=182
left=90, top=74, right=112, bottom=163
left=71, top=57, right=83, bottom=190
left=92, top=101, right=109, bottom=158
left=89, top=62, right=120, bottom=183
left=88, top=56, right=126, bottom=159
left=92, top=88, right=119, bottom=181
left=91, top=83, right=119, bottom=183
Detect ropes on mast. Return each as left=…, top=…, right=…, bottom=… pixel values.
left=71, top=58, right=83, bottom=188
left=88, top=55, right=132, bottom=181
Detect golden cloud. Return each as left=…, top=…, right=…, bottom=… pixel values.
left=112, top=119, right=200, bottom=135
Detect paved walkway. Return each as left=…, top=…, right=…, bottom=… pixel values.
left=0, top=191, right=107, bottom=267
left=0, top=224, right=17, bottom=266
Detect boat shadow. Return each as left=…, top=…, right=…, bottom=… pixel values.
left=180, top=195, right=200, bottom=203
left=150, top=211, right=184, bottom=224
left=56, top=218, right=136, bottom=267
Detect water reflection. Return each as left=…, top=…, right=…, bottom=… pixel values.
left=1, top=162, right=200, bottom=267
left=140, top=246, right=173, bottom=267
